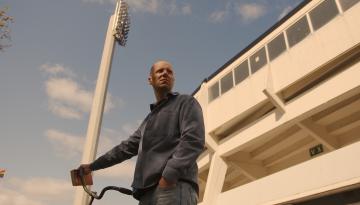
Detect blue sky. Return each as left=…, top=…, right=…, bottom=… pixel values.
left=0, top=0, right=302, bottom=204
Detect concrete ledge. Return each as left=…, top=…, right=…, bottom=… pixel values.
left=218, top=61, right=360, bottom=157
left=217, top=141, right=360, bottom=205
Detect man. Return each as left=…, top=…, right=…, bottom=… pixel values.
left=78, top=60, right=205, bottom=205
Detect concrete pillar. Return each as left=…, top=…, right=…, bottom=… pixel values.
left=73, top=14, right=116, bottom=205
left=202, top=154, right=228, bottom=205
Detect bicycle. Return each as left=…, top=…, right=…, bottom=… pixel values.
left=71, top=168, right=132, bottom=205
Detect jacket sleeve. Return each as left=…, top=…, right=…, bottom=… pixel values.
left=162, top=96, right=205, bottom=183
left=89, top=126, right=142, bottom=171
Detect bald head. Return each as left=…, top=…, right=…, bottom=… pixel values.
left=148, top=60, right=175, bottom=99
left=150, top=60, right=173, bottom=75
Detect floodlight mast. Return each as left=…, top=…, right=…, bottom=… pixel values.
left=114, top=0, right=130, bottom=46
left=73, top=1, right=130, bottom=205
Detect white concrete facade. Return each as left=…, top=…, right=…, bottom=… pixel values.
left=194, top=0, right=360, bottom=204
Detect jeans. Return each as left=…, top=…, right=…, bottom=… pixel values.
left=138, top=181, right=198, bottom=205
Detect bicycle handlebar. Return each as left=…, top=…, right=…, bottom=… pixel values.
left=77, top=168, right=133, bottom=205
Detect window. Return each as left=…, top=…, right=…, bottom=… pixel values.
left=250, top=47, right=267, bottom=74
left=234, top=60, right=249, bottom=85
left=339, top=0, right=360, bottom=11
left=286, top=16, right=311, bottom=48
left=268, top=33, right=287, bottom=61
left=310, top=0, right=339, bottom=31
left=220, top=72, right=234, bottom=95
left=208, top=82, right=219, bottom=102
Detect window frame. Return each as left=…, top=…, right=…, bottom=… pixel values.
left=286, top=15, right=311, bottom=48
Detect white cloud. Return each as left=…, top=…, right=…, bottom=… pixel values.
left=45, top=77, right=92, bottom=119
left=209, top=2, right=266, bottom=24
left=8, top=177, right=72, bottom=199
left=40, top=64, right=75, bottom=77
left=0, top=177, right=73, bottom=205
left=40, top=64, right=120, bottom=120
left=235, top=3, right=267, bottom=22
left=81, top=0, right=191, bottom=15
left=97, top=131, right=121, bottom=154
left=0, top=187, right=44, bottom=205
left=120, top=121, right=140, bottom=135
left=46, top=129, right=85, bottom=159
left=48, top=103, right=83, bottom=119
left=278, top=6, right=293, bottom=20
left=45, top=121, right=139, bottom=161
left=45, top=129, right=115, bottom=159
left=181, top=4, right=192, bottom=15
left=209, top=10, right=227, bottom=23
left=46, top=77, right=93, bottom=118
left=127, top=0, right=192, bottom=15
left=208, top=2, right=232, bottom=23
left=82, top=0, right=107, bottom=3
left=44, top=127, right=136, bottom=180
left=96, top=160, right=135, bottom=178
left=128, top=0, right=163, bottom=14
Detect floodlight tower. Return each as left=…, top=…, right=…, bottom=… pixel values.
left=73, top=1, right=130, bottom=205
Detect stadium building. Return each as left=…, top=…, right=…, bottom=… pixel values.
left=193, top=0, right=360, bottom=204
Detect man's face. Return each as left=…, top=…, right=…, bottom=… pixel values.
left=149, top=61, right=175, bottom=93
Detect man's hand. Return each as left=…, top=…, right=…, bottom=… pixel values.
left=158, top=177, right=175, bottom=188
left=78, top=164, right=92, bottom=175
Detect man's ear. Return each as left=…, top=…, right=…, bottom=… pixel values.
left=148, top=76, right=152, bottom=85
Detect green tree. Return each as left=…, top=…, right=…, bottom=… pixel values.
left=0, top=6, right=14, bottom=51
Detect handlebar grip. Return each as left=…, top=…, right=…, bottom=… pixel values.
left=70, top=168, right=132, bottom=205
left=70, top=169, right=93, bottom=186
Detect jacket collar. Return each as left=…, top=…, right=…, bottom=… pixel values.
left=150, top=92, right=179, bottom=111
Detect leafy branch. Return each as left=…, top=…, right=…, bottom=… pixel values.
left=0, top=6, right=14, bottom=51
